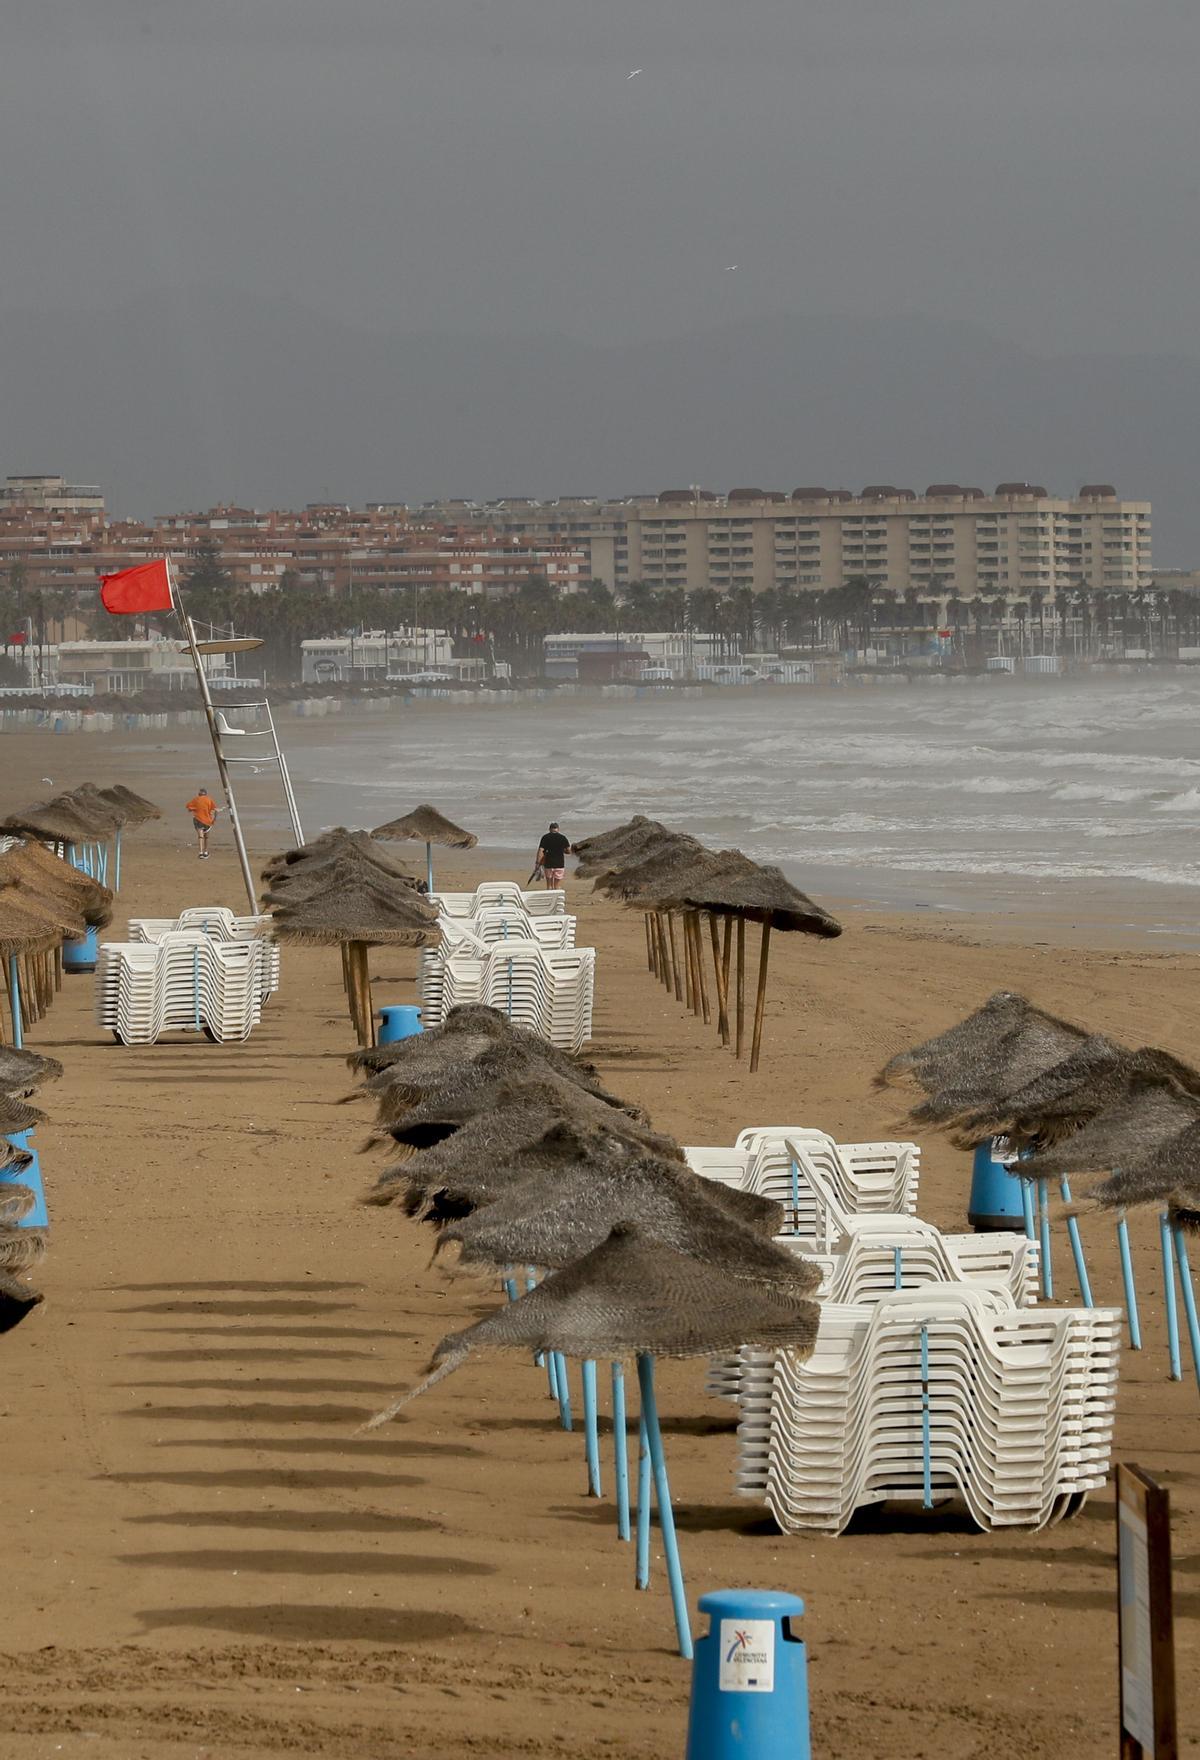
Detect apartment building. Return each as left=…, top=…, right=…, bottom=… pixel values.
left=435, top=484, right=1152, bottom=600
left=2, top=475, right=105, bottom=516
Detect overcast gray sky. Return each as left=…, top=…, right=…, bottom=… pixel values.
left=3, top=0, right=1198, bottom=356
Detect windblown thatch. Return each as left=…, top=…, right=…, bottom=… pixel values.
left=596, top=836, right=711, bottom=902
left=437, top=1151, right=813, bottom=1293
left=0, top=1260, right=43, bottom=1333
left=262, top=832, right=417, bottom=895
left=672, top=863, right=842, bottom=937
left=0, top=880, right=87, bottom=956
left=363, top=1221, right=821, bottom=1426
left=2, top=796, right=106, bottom=845
left=573, top=818, right=670, bottom=878
left=356, top=1022, right=642, bottom=1128
left=877, top=992, right=1089, bottom=1124
left=0, top=842, right=114, bottom=930
left=269, top=870, right=439, bottom=948
left=71, top=783, right=131, bottom=827
left=372, top=805, right=478, bottom=849
left=950, top=1041, right=1200, bottom=1150
left=97, top=784, right=162, bottom=824
left=1026, top=1070, right=1200, bottom=1185
left=0, top=1045, right=62, bottom=1095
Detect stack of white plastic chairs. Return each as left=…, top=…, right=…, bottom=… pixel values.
left=420, top=918, right=594, bottom=1051
left=432, top=884, right=565, bottom=919
left=96, top=930, right=273, bottom=1045
left=690, top=1125, right=1116, bottom=1531
left=128, top=907, right=280, bottom=1001
left=729, top=1286, right=1120, bottom=1533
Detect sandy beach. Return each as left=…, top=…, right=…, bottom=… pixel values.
left=1, top=731, right=1197, bottom=1760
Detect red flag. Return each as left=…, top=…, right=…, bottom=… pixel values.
left=99, top=558, right=174, bottom=615
left=7, top=632, right=26, bottom=645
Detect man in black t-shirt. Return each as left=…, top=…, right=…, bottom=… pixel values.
left=535, top=821, right=573, bottom=890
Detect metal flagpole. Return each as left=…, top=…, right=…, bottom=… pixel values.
left=170, top=562, right=258, bottom=912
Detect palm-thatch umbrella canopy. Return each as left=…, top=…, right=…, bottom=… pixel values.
left=573, top=818, right=669, bottom=878
left=1022, top=1068, right=1200, bottom=1186
left=658, top=864, right=840, bottom=1072
left=595, top=836, right=711, bottom=902
left=0, top=1178, right=43, bottom=1331
left=58, top=790, right=122, bottom=836
left=876, top=992, right=1091, bottom=1129
left=365, top=1221, right=820, bottom=1426
left=381, top=1065, right=677, bottom=1156
left=1, top=796, right=105, bottom=846
left=263, top=831, right=417, bottom=893
left=0, top=1045, right=61, bottom=1095
left=947, top=1041, right=1198, bottom=1151
left=71, top=783, right=130, bottom=826
left=96, top=784, right=162, bottom=825
left=266, top=843, right=439, bottom=1047
left=437, top=1152, right=813, bottom=1290
left=357, top=1024, right=642, bottom=1130
left=0, top=842, right=114, bottom=930
left=371, top=804, right=478, bottom=891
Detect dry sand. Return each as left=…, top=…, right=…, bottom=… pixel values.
left=1, top=734, right=1197, bottom=1759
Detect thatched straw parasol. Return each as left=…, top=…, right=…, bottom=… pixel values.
left=876, top=992, right=1091, bottom=1128
left=661, top=864, right=842, bottom=1072
left=0, top=843, right=114, bottom=930
left=572, top=818, right=668, bottom=878
left=269, top=861, right=438, bottom=1047
left=0, top=1251, right=43, bottom=1333
left=97, top=784, right=162, bottom=825
left=0, top=1045, right=61, bottom=1095
left=948, top=1041, right=1199, bottom=1151
left=436, top=1151, right=814, bottom=1289
left=366, top=1219, right=819, bottom=1414
left=371, top=804, right=478, bottom=891
left=356, top=1020, right=642, bottom=1129
left=2, top=796, right=105, bottom=846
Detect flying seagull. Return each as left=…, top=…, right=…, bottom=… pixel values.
left=627, top=68, right=643, bottom=78
left=725, top=264, right=738, bottom=271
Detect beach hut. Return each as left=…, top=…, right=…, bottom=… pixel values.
left=372, top=805, right=478, bottom=892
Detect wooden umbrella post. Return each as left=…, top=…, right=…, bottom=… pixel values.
left=681, top=912, right=694, bottom=1011
left=735, top=916, right=746, bottom=1059
left=749, top=919, right=772, bottom=1074
left=690, top=913, right=710, bottom=1025
left=347, top=940, right=376, bottom=1047
left=667, top=913, right=683, bottom=1004
left=644, top=913, right=656, bottom=975
left=656, top=913, right=671, bottom=989
left=708, top=913, right=729, bottom=1046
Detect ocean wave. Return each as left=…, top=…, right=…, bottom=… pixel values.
left=1155, top=787, right=1200, bottom=814
left=1052, top=782, right=1150, bottom=804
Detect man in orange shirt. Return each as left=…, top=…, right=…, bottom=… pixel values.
left=185, top=786, right=220, bottom=860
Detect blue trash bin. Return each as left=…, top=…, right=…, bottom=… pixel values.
left=62, top=925, right=99, bottom=974
left=968, top=1139, right=1028, bottom=1232
left=684, top=1589, right=810, bottom=1760
left=2, top=1131, right=48, bottom=1229
left=377, top=1004, right=423, bottom=1044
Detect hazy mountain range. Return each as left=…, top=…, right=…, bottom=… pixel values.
left=1, top=288, right=1195, bottom=564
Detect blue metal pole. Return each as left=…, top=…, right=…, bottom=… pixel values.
left=8, top=955, right=22, bottom=1048
left=612, top=1362, right=630, bottom=1541
left=1160, top=1211, right=1182, bottom=1381
left=582, top=1359, right=602, bottom=1498
left=893, top=1246, right=903, bottom=1290
left=503, top=1276, right=520, bottom=1304
left=426, top=841, right=434, bottom=894
left=636, top=1354, right=693, bottom=1660
left=789, top=1158, right=800, bottom=1234
left=547, top=1345, right=561, bottom=1402
left=114, top=826, right=122, bottom=892
left=920, top=1326, right=932, bottom=1509
left=635, top=1415, right=652, bottom=1589
left=1059, top=1176, right=1093, bottom=1306
left=554, top=1352, right=573, bottom=1430
left=1116, top=1215, right=1142, bottom=1349
left=1020, top=1178, right=1035, bottom=1241
left=684, top=1590, right=811, bottom=1760
left=1172, top=1228, right=1200, bottom=1394
left=192, top=945, right=201, bottom=1032
left=1037, top=1179, right=1054, bottom=1299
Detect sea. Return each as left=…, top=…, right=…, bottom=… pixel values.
left=233, top=673, right=1200, bottom=942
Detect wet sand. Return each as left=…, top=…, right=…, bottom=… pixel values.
left=1, top=735, right=1197, bottom=1759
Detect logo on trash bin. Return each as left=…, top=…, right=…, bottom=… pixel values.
left=718, top=1618, right=775, bottom=1693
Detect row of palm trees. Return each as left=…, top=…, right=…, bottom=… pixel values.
left=1, top=548, right=1197, bottom=683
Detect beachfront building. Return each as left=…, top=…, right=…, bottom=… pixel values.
left=1, top=474, right=106, bottom=516
left=430, top=485, right=1152, bottom=603
left=543, top=631, right=743, bottom=682
left=300, top=629, right=455, bottom=683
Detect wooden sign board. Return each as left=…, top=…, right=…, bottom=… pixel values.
left=1117, top=1464, right=1177, bottom=1760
